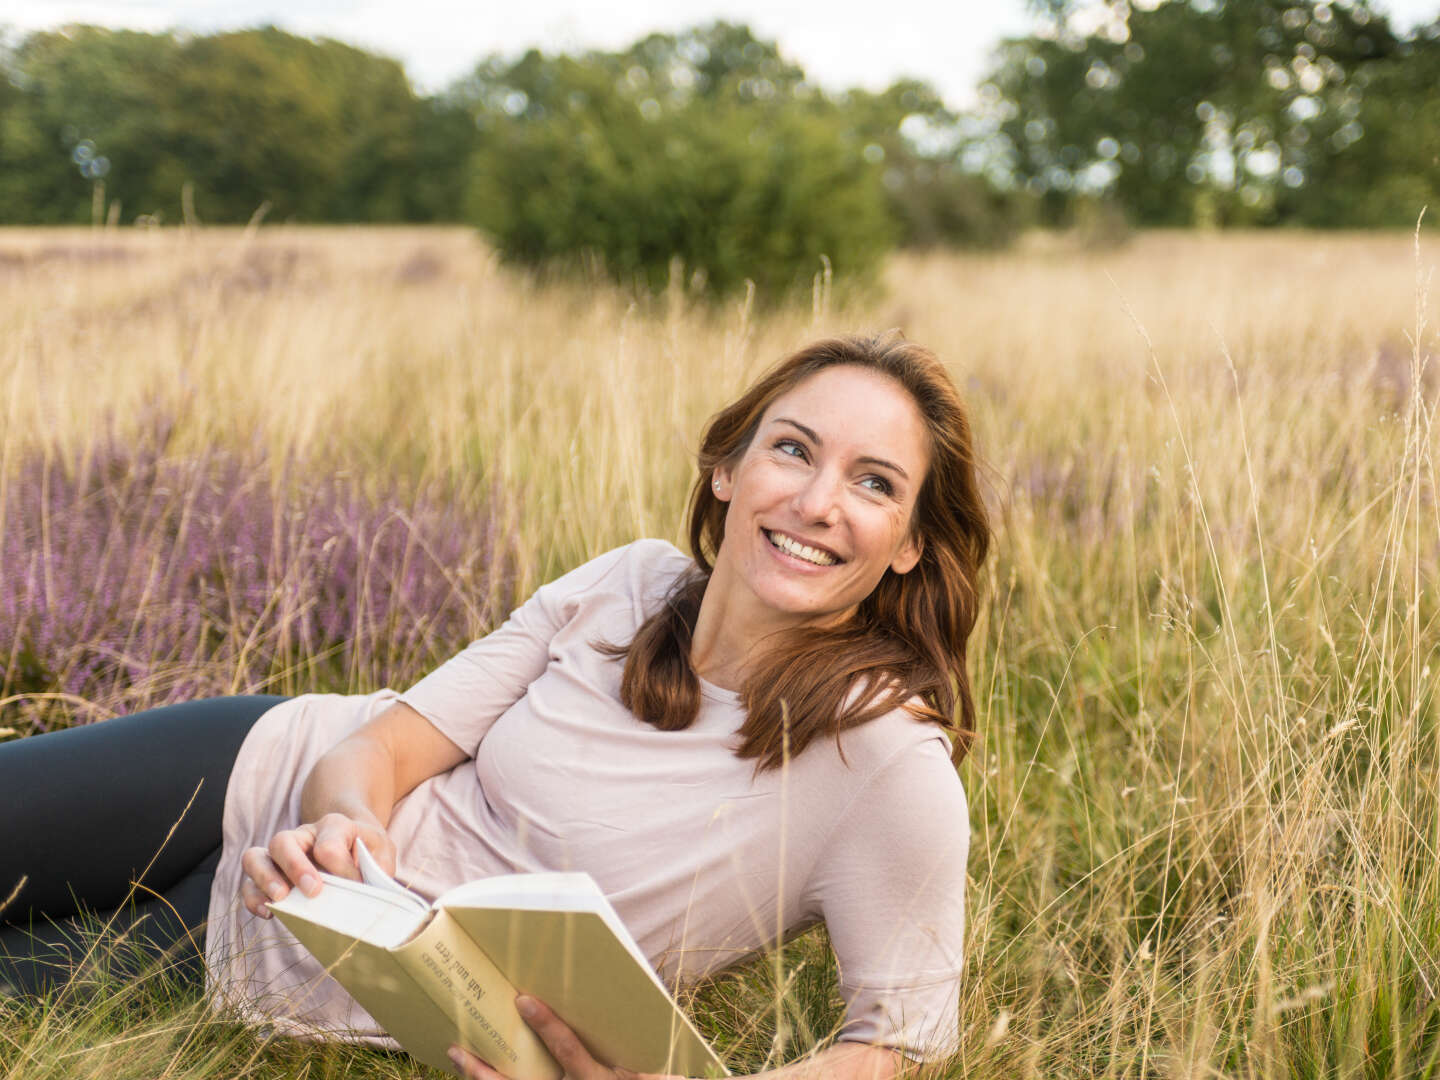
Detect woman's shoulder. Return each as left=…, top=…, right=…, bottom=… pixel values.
left=547, top=538, right=690, bottom=587
left=535, top=539, right=696, bottom=623
left=830, top=702, right=965, bottom=798
left=614, top=537, right=694, bottom=579
left=805, top=704, right=969, bottom=890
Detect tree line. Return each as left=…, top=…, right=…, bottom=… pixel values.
left=1, top=3, right=1436, bottom=299
left=988, top=0, right=1440, bottom=228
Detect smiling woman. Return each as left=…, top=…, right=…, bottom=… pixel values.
left=613, top=335, right=990, bottom=773
left=712, top=367, right=929, bottom=627
left=1, top=331, right=991, bottom=1080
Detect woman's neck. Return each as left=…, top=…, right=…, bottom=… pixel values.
left=688, top=587, right=750, bottom=693
left=689, top=558, right=847, bottom=691
left=688, top=563, right=776, bottom=691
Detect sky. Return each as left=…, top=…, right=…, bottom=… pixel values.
left=4, top=0, right=1439, bottom=109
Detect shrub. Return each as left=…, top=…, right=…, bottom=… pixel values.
left=466, top=82, right=896, bottom=303
left=0, top=419, right=516, bottom=730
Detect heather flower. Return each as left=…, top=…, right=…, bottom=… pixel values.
left=0, top=420, right=517, bottom=730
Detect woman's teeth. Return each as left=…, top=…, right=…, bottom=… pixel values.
left=766, top=530, right=838, bottom=566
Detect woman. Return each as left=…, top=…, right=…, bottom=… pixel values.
left=1, top=332, right=989, bottom=1080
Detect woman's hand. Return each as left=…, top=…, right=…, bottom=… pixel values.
left=446, top=995, right=681, bottom=1080
left=445, top=995, right=905, bottom=1080
left=239, top=700, right=466, bottom=920
left=239, top=811, right=397, bottom=918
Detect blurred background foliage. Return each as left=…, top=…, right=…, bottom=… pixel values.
left=989, top=0, right=1438, bottom=227
left=1, top=1, right=1438, bottom=297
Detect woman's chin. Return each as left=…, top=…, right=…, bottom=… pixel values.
left=750, top=579, right=860, bottom=627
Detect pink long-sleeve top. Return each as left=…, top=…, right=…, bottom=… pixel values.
left=205, top=539, right=970, bottom=1061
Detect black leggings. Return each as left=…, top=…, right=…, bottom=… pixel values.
left=0, top=695, right=288, bottom=996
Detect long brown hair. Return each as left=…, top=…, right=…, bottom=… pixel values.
left=609, top=331, right=990, bottom=769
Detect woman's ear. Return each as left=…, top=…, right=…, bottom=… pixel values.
left=891, top=531, right=923, bottom=575
left=711, top=464, right=733, bottom=502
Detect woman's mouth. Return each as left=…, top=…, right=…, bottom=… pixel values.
left=764, top=529, right=840, bottom=567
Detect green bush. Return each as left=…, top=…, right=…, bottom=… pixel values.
left=466, top=86, right=896, bottom=302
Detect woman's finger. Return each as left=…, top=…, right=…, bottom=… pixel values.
left=515, top=995, right=612, bottom=1079
left=239, top=846, right=293, bottom=903
left=239, top=874, right=272, bottom=918
left=446, top=1044, right=511, bottom=1079
left=311, top=814, right=363, bottom=880
left=267, top=825, right=323, bottom=896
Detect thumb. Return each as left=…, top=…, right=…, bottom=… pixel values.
left=311, top=814, right=367, bottom=880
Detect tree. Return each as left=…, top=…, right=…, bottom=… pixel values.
left=978, top=0, right=1405, bottom=226
left=0, top=27, right=179, bottom=223
left=1295, top=16, right=1440, bottom=226
left=404, top=93, right=477, bottom=222
left=309, top=39, right=432, bottom=222
left=161, top=28, right=430, bottom=222
left=457, top=25, right=897, bottom=301
left=613, top=21, right=808, bottom=105
left=808, top=79, right=1023, bottom=248
left=0, top=25, right=444, bottom=225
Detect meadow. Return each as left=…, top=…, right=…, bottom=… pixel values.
left=0, top=223, right=1436, bottom=1078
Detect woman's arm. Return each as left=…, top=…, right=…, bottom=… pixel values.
left=240, top=543, right=655, bottom=916
left=239, top=700, right=468, bottom=915
left=448, top=995, right=904, bottom=1080
left=297, top=699, right=468, bottom=828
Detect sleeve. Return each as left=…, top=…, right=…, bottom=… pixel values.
left=803, top=732, right=970, bottom=1062
left=396, top=543, right=643, bottom=755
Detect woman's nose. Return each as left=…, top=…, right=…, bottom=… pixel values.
left=794, top=469, right=843, bottom=525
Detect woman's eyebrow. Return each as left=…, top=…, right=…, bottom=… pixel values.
left=773, top=417, right=820, bottom=442
left=772, top=417, right=909, bottom=480
left=858, top=455, right=909, bottom=480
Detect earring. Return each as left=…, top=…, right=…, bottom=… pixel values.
left=713, top=478, right=721, bottom=492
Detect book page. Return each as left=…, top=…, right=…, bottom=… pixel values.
left=269, top=875, right=425, bottom=948
left=355, top=838, right=429, bottom=905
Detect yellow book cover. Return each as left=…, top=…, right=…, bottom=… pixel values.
left=268, top=843, right=728, bottom=1079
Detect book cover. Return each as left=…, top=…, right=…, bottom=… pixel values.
left=268, top=845, right=728, bottom=1078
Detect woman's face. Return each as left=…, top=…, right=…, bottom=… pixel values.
left=712, top=364, right=930, bottom=629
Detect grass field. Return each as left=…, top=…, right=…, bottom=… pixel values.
left=1, top=224, right=1437, bottom=1078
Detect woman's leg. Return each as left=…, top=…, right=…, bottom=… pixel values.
left=0, top=695, right=288, bottom=995
left=0, top=849, right=220, bottom=996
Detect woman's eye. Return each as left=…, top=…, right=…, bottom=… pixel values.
left=861, top=476, right=893, bottom=496
left=776, top=440, right=807, bottom=459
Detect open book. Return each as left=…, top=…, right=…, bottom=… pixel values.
left=268, top=842, right=728, bottom=1079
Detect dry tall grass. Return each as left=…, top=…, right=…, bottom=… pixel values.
left=1, top=224, right=1437, bottom=1078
